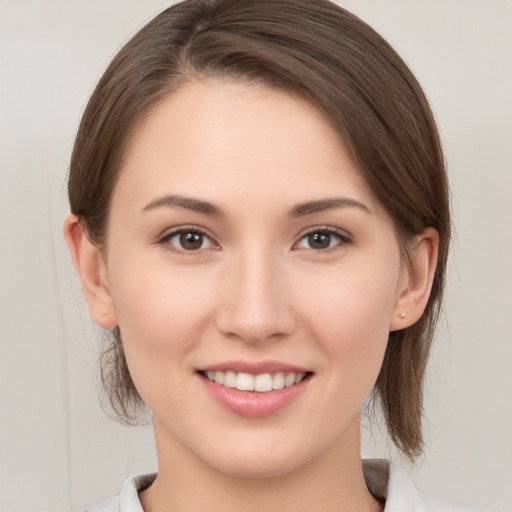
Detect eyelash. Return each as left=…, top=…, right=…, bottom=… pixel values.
left=294, top=227, right=352, bottom=252
left=157, top=226, right=219, bottom=254
left=157, top=226, right=352, bottom=254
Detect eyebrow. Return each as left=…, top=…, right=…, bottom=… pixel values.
left=288, top=197, right=372, bottom=217
left=142, top=195, right=224, bottom=216
left=141, top=194, right=371, bottom=217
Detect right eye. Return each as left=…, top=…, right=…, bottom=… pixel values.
left=294, top=228, right=351, bottom=252
left=162, top=229, right=216, bottom=252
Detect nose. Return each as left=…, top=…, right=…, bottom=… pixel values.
left=216, top=248, right=296, bottom=344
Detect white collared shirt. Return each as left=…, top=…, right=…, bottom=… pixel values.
left=85, top=459, right=488, bottom=512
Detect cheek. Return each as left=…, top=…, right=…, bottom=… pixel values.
left=308, top=264, right=397, bottom=334
left=107, top=258, right=218, bottom=412
left=302, top=260, right=399, bottom=378
left=108, top=256, right=216, bottom=358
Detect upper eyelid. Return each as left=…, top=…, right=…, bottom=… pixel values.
left=158, top=224, right=214, bottom=240
left=156, top=225, right=220, bottom=250
left=296, top=226, right=352, bottom=240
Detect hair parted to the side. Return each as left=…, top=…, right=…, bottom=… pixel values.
left=68, top=0, right=450, bottom=461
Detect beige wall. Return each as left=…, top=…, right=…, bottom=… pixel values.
left=0, top=1, right=510, bottom=511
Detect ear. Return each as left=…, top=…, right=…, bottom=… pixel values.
left=390, top=228, right=439, bottom=332
left=63, top=214, right=118, bottom=329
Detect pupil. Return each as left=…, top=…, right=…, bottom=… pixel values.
left=180, top=232, right=202, bottom=250
left=309, top=232, right=330, bottom=249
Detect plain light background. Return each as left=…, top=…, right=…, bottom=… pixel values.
left=0, top=1, right=511, bottom=511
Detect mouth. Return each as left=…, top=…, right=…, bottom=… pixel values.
left=197, top=362, right=313, bottom=417
left=198, top=370, right=312, bottom=393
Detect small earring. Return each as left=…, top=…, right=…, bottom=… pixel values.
left=399, top=312, right=406, bottom=319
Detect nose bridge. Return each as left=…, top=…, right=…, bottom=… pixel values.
left=217, top=243, right=294, bottom=343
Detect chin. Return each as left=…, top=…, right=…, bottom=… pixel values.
left=209, top=453, right=304, bottom=480
left=198, top=435, right=318, bottom=480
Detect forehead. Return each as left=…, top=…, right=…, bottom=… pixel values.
left=115, top=80, right=378, bottom=213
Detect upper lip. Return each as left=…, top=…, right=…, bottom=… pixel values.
left=198, top=359, right=311, bottom=375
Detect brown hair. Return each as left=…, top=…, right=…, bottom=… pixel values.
left=68, top=0, right=450, bottom=461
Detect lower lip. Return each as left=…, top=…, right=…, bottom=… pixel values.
left=199, top=374, right=310, bottom=418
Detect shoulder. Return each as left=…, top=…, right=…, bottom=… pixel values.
left=363, top=459, right=490, bottom=512
left=82, top=473, right=157, bottom=512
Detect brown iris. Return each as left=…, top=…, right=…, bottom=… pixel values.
left=307, top=232, right=332, bottom=249
left=179, top=232, right=203, bottom=250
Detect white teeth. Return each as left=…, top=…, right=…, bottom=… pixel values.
left=254, top=373, right=273, bottom=392
left=224, top=371, right=236, bottom=388
left=294, top=372, right=305, bottom=384
left=204, top=370, right=308, bottom=392
left=272, top=372, right=285, bottom=390
left=236, top=372, right=254, bottom=391
left=284, top=373, right=295, bottom=387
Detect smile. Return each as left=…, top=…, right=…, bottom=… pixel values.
left=202, top=370, right=308, bottom=393
left=197, top=361, right=313, bottom=416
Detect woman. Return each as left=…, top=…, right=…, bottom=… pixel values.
left=63, top=0, right=483, bottom=510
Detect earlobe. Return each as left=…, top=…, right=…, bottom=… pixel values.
left=63, top=214, right=118, bottom=329
left=390, top=228, right=439, bottom=332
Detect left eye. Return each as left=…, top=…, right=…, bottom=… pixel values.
left=166, top=230, right=215, bottom=251
left=296, top=230, right=347, bottom=250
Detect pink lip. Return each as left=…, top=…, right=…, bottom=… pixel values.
left=199, top=359, right=309, bottom=375
left=197, top=360, right=312, bottom=418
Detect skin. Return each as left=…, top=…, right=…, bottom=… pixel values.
left=65, top=80, right=438, bottom=512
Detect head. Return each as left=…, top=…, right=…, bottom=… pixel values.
left=65, top=0, right=449, bottom=462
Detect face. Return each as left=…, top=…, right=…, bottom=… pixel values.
left=102, top=80, right=407, bottom=477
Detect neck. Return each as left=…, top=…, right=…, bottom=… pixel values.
left=140, top=417, right=383, bottom=512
